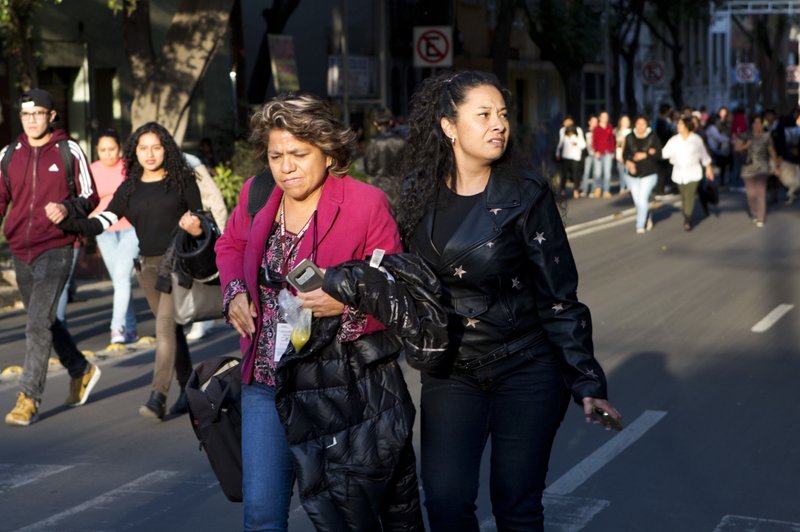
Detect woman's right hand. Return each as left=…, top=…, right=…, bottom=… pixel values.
left=228, top=292, right=257, bottom=338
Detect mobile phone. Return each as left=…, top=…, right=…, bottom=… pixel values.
left=286, top=258, right=325, bottom=293
left=592, top=407, right=623, bottom=431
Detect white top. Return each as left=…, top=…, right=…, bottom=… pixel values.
left=557, top=132, right=587, bottom=161
left=661, top=132, right=711, bottom=184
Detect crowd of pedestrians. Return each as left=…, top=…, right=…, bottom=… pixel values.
left=555, top=103, right=800, bottom=233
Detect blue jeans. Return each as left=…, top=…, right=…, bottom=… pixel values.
left=242, top=382, right=294, bottom=532
left=14, top=246, right=89, bottom=401
left=616, top=160, right=629, bottom=192
left=55, top=246, right=79, bottom=323
left=420, top=346, right=569, bottom=532
left=97, top=228, right=139, bottom=334
left=626, top=174, right=657, bottom=229
left=593, top=153, right=614, bottom=194
left=580, top=156, right=595, bottom=194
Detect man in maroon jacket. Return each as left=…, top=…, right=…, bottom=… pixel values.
left=0, top=89, right=101, bottom=426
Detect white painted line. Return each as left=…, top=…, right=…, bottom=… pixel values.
left=714, top=514, right=800, bottom=531
left=0, top=464, right=74, bottom=492
left=13, top=470, right=178, bottom=532
left=545, top=410, right=667, bottom=496
left=567, top=216, right=633, bottom=239
left=751, top=304, right=794, bottom=333
left=479, top=495, right=610, bottom=532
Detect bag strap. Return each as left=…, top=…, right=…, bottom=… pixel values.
left=1, top=141, right=18, bottom=193
left=246, top=169, right=276, bottom=228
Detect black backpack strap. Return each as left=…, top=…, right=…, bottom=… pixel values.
left=57, top=141, right=76, bottom=198
left=1, top=141, right=18, bottom=193
left=246, top=169, right=275, bottom=226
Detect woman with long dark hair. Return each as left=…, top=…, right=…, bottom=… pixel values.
left=47, top=122, right=203, bottom=419
left=397, top=70, right=621, bottom=532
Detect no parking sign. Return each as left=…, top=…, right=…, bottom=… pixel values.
left=413, top=26, right=452, bottom=68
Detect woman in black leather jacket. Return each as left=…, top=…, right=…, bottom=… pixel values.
left=397, top=70, right=622, bottom=532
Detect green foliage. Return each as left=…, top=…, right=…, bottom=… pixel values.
left=521, top=0, right=602, bottom=68
left=212, top=164, right=245, bottom=213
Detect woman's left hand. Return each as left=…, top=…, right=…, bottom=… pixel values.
left=296, top=286, right=345, bottom=317
left=179, top=211, right=203, bottom=237
left=582, top=397, right=622, bottom=430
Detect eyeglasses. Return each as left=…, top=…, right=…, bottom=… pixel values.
left=19, top=110, right=49, bottom=121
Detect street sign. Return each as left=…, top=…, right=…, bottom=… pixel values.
left=413, top=26, right=452, bottom=68
left=735, top=63, right=758, bottom=83
left=640, top=61, right=665, bottom=86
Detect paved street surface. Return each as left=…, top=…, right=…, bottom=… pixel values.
left=1, top=190, right=798, bottom=532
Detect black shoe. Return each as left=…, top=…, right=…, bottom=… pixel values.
left=139, top=391, right=166, bottom=420
left=168, top=387, right=189, bottom=416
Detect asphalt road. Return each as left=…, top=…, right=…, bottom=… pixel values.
left=0, top=191, right=798, bottom=532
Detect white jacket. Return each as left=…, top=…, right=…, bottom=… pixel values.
left=661, top=133, right=711, bottom=184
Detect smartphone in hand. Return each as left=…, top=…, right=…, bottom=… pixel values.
left=286, top=258, right=325, bottom=293
left=592, top=407, right=623, bottom=431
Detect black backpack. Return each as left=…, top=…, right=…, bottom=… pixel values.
left=185, top=356, right=243, bottom=503
left=2, top=140, right=76, bottom=197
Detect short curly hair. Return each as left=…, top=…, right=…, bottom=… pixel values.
left=249, top=92, right=357, bottom=177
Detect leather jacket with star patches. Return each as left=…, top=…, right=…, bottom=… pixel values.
left=408, top=166, right=608, bottom=402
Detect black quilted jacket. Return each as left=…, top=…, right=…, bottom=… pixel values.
left=274, top=253, right=448, bottom=532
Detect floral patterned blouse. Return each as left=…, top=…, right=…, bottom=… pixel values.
left=223, top=221, right=366, bottom=386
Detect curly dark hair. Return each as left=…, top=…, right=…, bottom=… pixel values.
left=249, top=92, right=357, bottom=177
left=396, top=71, right=515, bottom=241
left=121, top=122, right=195, bottom=205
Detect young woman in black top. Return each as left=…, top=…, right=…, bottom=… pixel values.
left=47, top=122, right=203, bottom=419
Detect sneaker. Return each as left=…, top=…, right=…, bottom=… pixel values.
left=186, top=320, right=214, bottom=341
left=645, top=216, right=654, bottom=232
left=5, top=392, right=39, bottom=426
left=139, top=391, right=166, bottom=420
left=111, top=328, right=139, bottom=345
left=65, top=363, right=102, bottom=407
left=603, top=191, right=612, bottom=199
left=593, top=188, right=602, bottom=198
left=636, top=228, right=646, bottom=234
left=755, top=220, right=765, bottom=228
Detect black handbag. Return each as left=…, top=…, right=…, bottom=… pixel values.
left=186, top=356, right=243, bottom=503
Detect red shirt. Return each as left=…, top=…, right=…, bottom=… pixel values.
left=592, top=124, right=616, bottom=155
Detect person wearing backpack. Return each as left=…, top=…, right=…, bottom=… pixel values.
left=1, top=88, right=101, bottom=426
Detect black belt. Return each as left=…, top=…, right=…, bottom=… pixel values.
left=452, top=328, right=545, bottom=372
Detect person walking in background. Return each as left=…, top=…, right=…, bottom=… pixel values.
left=654, top=103, right=675, bottom=195
left=661, top=116, right=714, bottom=231
left=181, top=151, right=228, bottom=342
left=592, top=111, right=615, bottom=198
left=729, top=107, right=749, bottom=191
left=623, top=115, right=662, bottom=234
left=734, top=114, right=781, bottom=227
left=615, top=114, right=632, bottom=195
left=397, top=70, right=621, bottom=532
left=1, top=88, right=101, bottom=426
left=579, top=115, right=597, bottom=197
left=48, top=122, right=203, bottom=421
left=705, top=110, right=732, bottom=186
left=90, top=129, right=140, bottom=347
left=556, top=124, right=586, bottom=198
left=364, top=107, right=407, bottom=208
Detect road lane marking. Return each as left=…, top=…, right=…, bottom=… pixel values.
left=0, top=464, right=74, bottom=493
left=479, top=495, right=610, bottom=532
left=545, top=410, right=668, bottom=496
left=751, top=304, right=794, bottom=333
left=13, top=470, right=178, bottom=532
left=714, top=515, right=800, bottom=531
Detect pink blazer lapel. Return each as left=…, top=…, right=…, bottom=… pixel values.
left=296, top=175, right=343, bottom=264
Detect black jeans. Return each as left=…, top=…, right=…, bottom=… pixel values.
left=14, top=246, right=89, bottom=401
left=420, top=346, right=569, bottom=532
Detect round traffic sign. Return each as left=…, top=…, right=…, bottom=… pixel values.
left=416, top=29, right=450, bottom=66
left=641, top=61, right=665, bottom=86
